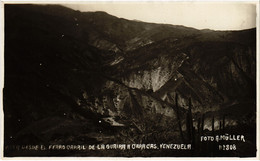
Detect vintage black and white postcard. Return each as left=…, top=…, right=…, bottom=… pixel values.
left=1, top=1, right=258, bottom=158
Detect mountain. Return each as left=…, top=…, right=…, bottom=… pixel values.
left=4, top=4, right=256, bottom=157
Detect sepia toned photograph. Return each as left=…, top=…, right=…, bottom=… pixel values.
left=2, top=1, right=257, bottom=158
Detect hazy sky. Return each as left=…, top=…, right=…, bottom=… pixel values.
left=63, top=2, right=256, bottom=30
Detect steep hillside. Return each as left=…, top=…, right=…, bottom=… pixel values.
left=4, top=4, right=256, bottom=157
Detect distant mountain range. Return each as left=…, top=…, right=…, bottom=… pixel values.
left=4, top=4, right=256, bottom=157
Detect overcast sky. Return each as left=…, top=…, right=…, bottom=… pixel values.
left=63, top=2, right=256, bottom=31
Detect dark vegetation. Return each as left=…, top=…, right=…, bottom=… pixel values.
left=4, top=4, right=256, bottom=157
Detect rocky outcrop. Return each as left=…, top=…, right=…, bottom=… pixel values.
left=4, top=4, right=256, bottom=157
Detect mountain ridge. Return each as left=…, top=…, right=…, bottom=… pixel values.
left=4, top=4, right=256, bottom=157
